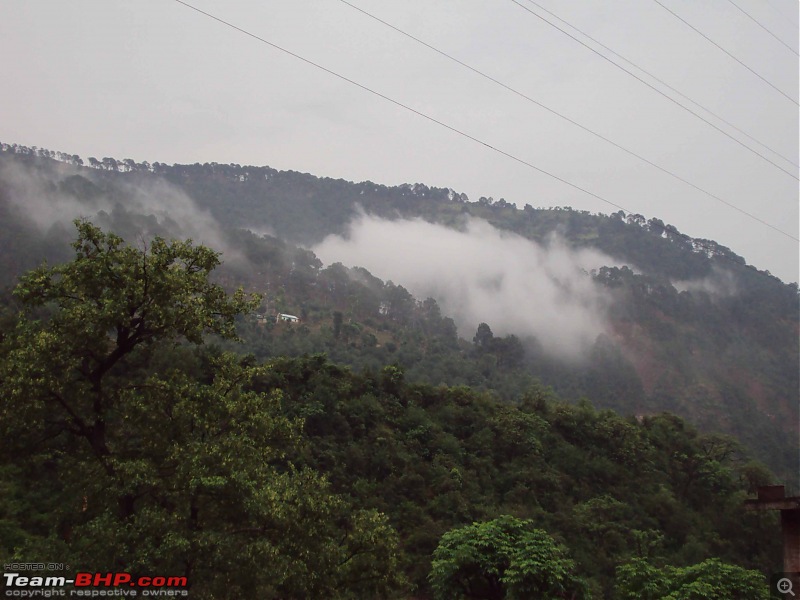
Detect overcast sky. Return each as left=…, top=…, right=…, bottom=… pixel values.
left=1, top=0, right=797, bottom=282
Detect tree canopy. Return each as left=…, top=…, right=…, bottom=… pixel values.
left=614, top=557, right=769, bottom=600
left=0, top=221, right=403, bottom=598
left=0, top=210, right=784, bottom=598
left=429, top=515, right=589, bottom=599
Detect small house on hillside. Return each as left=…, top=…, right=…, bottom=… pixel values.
left=277, top=313, right=300, bottom=324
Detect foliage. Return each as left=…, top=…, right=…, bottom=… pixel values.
left=0, top=222, right=404, bottom=598
left=614, top=557, right=769, bottom=600
left=256, top=354, right=781, bottom=596
left=429, top=515, right=589, bottom=599
left=0, top=146, right=796, bottom=485
left=0, top=147, right=794, bottom=597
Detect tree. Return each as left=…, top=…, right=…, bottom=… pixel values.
left=492, top=334, right=525, bottom=368
left=333, top=310, right=343, bottom=339
left=615, top=558, right=769, bottom=600
left=2, top=221, right=253, bottom=480
left=383, top=282, right=415, bottom=323
left=0, top=222, right=404, bottom=598
left=429, top=515, right=589, bottom=599
left=473, top=322, right=494, bottom=349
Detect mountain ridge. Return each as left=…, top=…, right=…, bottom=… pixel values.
left=0, top=141, right=797, bottom=486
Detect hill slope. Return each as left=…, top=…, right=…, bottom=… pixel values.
left=0, top=143, right=797, bottom=484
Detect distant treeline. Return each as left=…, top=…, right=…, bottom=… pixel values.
left=0, top=141, right=796, bottom=487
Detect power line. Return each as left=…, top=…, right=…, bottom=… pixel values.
left=157, top=1, right=800, bottom=279
left=652, top=0, right=799, bottom=105
left=725, top=0, right=799, bottom=56
left=510, top=0, right=799, bottom=181
left=764, top=0, right=798, bottom=26
left=169, top=0, right=630, bottom=215
left=522, top=0, right=798, bottom=169
left=336, top=0, right=798, bottom=241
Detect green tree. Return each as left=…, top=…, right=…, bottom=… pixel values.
left=615, top=557, right=769, bottom=600
left=429, top=515, right=589, bottom=599
left=473, top=322, right=494, bottom=349
left=0, top=222, right=404, bottom=598
left=2, top=221, right=254, bottom=485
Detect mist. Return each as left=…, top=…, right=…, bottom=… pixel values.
left=0, top=160, right=234, bottom=257
left=673, top=267, right=737, bottom=297
left=313, top=214, right=622, bottom=359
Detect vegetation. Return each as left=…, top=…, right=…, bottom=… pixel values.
left=0, top=144, right=795, bottom=488
left=256, top=354, right=780, bottom=596
left=614, top=557, right=769, bottom=600
left=0, top=223, right=782, bottom=598
left=0, top=223, right=403, bottom=598
left=429, top=516, right=589, bottom=599
left=0, top=142, right=795, bottom=597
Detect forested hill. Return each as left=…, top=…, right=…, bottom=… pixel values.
left=0, top=219, right=784, bottom=599
left=0, top=143, right=797, bottom=485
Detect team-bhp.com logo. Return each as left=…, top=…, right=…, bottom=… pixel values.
left=3, top=571, right=188, bottom=597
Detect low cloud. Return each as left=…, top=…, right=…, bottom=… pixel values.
left=313, top=214, right=620, bottom=359
left=0, top=160, right=234, bottom=257
left=673, top=268, right=737, bottom=296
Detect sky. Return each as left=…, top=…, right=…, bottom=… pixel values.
left=1, top=0, right=797, bottom=282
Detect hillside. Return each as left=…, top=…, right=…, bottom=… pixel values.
left=0, top=142, right=797, bottom=486
left=0, top=219, right=783, bottom=598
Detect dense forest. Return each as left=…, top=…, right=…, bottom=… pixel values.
left=0, top=143, right=796, bottom=598
left=0, top=143, right=796, bottom=482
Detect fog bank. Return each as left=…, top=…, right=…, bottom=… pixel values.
left=0, top=160, right=232, bottom=256
left=313, top=214, right=621, bottom=359
left=673, top=267, right=737, bottom=297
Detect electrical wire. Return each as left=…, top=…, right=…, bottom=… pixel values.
left=725, top=0, right=799, bottom=55
left=160, top=1, right=800, bottom=276
left=522, top=0, right=798, bottom=169
left=337, top=0, right=797, bottom=241
left=764, top=0, right=798, bottom=26
left=171, top=0, right=799, bottom=242
left=509, top=0, right=799, bottom=181
left=170, top=0, right=631, bottom=215
left=652, top=0, right=798, bottom=105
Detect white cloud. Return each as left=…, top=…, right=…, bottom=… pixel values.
left=673, top=267, right=737, bottom=296
left=0, top=160, right=235, bottom=258
left=313, top=214, right=622, bottom=359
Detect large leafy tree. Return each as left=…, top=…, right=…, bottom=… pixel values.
left=0, top=222, right=403, bottom=598
left=429, top=515, right=590, bottom=599
left=614, top=557, right=769, bottom=600
left=2, top=221, right=254, bottom=488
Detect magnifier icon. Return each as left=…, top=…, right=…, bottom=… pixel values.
left=778, top=578, right=795, bottom=596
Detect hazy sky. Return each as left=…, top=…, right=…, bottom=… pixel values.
left=1, top=0, right=797, bottom=282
